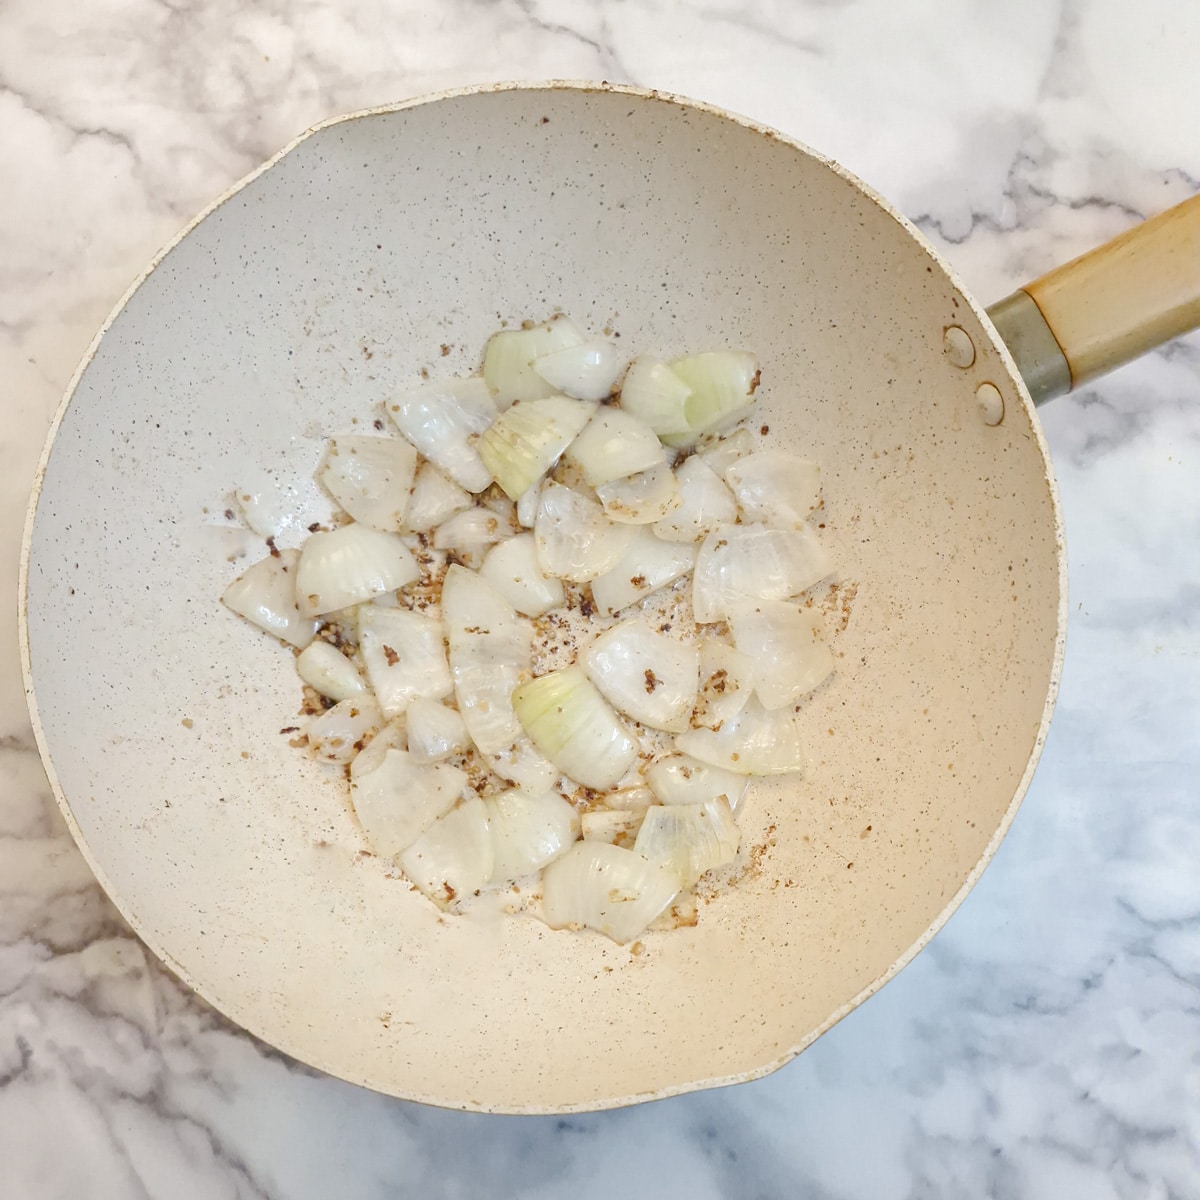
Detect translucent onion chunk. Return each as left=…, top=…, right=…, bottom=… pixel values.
left=295, top=524, right=420, bottom=617
left=306, top=696, right=382, bottom=764
left=725, top=449, right=821, bottom=527
left=663, top=351, right=759, bottom=447
left=651, top=457, right=737, bottom=543
left=675, top=698, right=805, bottom=776
left=358, top=606, right=452, bottom=718
left=222, top=549, right=316, bottom=648
left=617, top=357, right=692, bottom=437
left=541, top=841, right=679, bottom=943
left=404, top=461, right=472, bottom=533
left=580, top=808, right=648, bottom=845
left=295, top=640, right=366, bottom=702
left=729, top=598, right=835, bottom=708
left=533, top=482, right=635, bottom=583
left=387, top=377, right=497, bottom=493
left=565, top=408, right=667, bottom=487
left=399, top=797, right=494, bottom=906
left=512, top=665, right=638, bottom=789
left=644, top=753, right=749, bottom=812
left=589, top=528, right=697, bottom=615
left=479, top=532, right=565, bottom=617
left=584, top=618, right=699, bottom=733
left=482, top=316, right=586, bottom=406
left=351, top=748, right=467, bottom=858
left=532, top=340, right=622, bottom=402
left=319, top=435, right=417, bottom=532
left=477, top=397, right=597, bottom=501
left=405, top=698, right=469, bottom=765
left=485, top=788, right=580, bottom=881
left=691, top=525, right=832, bottom=623
left=634, top=797, right=740, bottom=887
left=692, top=639, right=756, bottom=730
left=595, top=463, right=682, bottom=525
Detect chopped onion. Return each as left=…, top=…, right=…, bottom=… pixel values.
left=399, top=797, right=494, bottom=906
left=644, top=754, right=749, bottom=812
left=404, top=462, right=472, bottom=533
left=405, top=698, right=469, bottom=764
left=693, top=639, right=756, bottom=730
left=698, top=426, right=756, bottom=476
left=634, top=797, right=739, bottom=887
left=533, top=340, right=622, bottom=401
left=650, top=456, right=737, bottom=543
left=351, top=717, right=407, bottom=779
left=595, top=463, right=681, bottom=525
left=306, top=696, right=383, bottom=764
left=482, top=316, right=585, bottom=406
left=533, top=482, right=635, bottom=583
left=541, top=841, right=678, bottom=943
left=222, top=549, right=317, bottom=648
left=350, top=749, right=466, bottom=858
left=319, top=435, right=417, bottom=532
left=479, top=532, right=564, bottom=617
left=512, top=666, right=638, bottom=789
left=663, top=352, right=759, bottom=447
left=442, top=565, right=558, bottom=793
left=295, top=524, right=419, bottom=617
left=589, top=528, right=697, bottom=614
left=515, top=479, right=541, bottom=528
left=295, top=640, right=366, bottom=701
left=601, top=784, right=656, bottom=811
left=234, top=469, right=298, bottom=539
left=388, top=377, right=497, bottom=493
left=565, top=409, right=667, bottom=487
left=729, top=599, right=834, bottom=708
left=691, top=525, right=832, bottom=623
left=580, top=808, right=647, bottom=845
left=358, top=606, right=452, bottom=718
left=432, top=506, right=513, bottom=568
left=477, top=397, right=597, bottom=501
left=675, top=698, right=805, bottom=775
left=485, top=789, right=580, bottom=880
left=584, top=618, right=699, bottom=733
left=725, top=450, right=821, bottom=526
left=617, top=357, right=692, bottom=436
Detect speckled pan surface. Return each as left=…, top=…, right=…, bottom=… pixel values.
left=20, top=82, right=1065, bottom=1113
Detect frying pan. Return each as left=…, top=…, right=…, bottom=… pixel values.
left=19, top=82, right=1200, bottom=1113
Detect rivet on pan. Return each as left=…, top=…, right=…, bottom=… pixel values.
left=975, top=382, right=1004, bottom=426
left=943, top=325, right=975, bottom=368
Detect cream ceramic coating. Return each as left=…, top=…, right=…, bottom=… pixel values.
left=19, top=82, right=1066, bottom=1113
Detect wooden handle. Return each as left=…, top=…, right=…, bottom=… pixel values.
left=1022, top=193, right=1200, bottom=388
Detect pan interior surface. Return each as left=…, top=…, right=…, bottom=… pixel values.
left=22, top=85, right=1063, bottom=1112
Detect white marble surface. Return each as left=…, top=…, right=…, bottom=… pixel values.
left=2, top=0, right=1198, bottom=1195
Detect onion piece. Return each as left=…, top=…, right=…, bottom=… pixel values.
left=691, top=525, right=832, bottom=623
left=729, top=599, right=834, bottom=708
left=515, top=479, right=541, bottom=529
left=644, top=754, right=749, bottom=812
left=662, top=352, right=759, bottom=447
left=296, top=524, right=419, bottom=617
left=399, top=797, right=494, bottom=906
left=405, top=698, right=469, bottom=764
left=350, top=749, right=466, bottom=858
left=306, top=696, right=382, bottom=764
left=698, top=426, right=756, bottom=476
left=580, top=808, right=647, bottom=845
left=533, top=482, right=635, bottom=583
left=479, top=532, right=565, bottom=617
left=477, top=397, right=598, bottom=501
left=233, top=469, right=298, bottom=539
left=617, top=357, right=693, bottom=436
left=532, top=340, right=621, bottom=401
left=482, top=316, right=586, bottom=406
left=650, top=456, right=737, bottom=543
left=634, top=797, right=740, bottom=887
left=358, top=606, right=452, bottom=718
left=433, top=506, right=513, bottom=568
left=222, top=549, right=317, bottom=648
left=485, top=789, right=580, bottom=880
left=387, top=377, right=497, bottom=493
left=589, top=528, right=697, bottom=615
left=541, top=841, right=679, bottom=943
left=693, top=640, right=756, bottom=729
left=565, top=409, right=666, bottom=487
left=725, top=450, right=821, bottom=527
left=319, top=435, right=417, bottom=532
left=675, top=698, right=805, bottom=775
left=295, top=640, right=366, bottom=702
left=351, top=717, right=407, bottom=779
left=404, top=462, right=472, bottom=533
left=442, top=565, right=558, bottom=793
left=512, top=666, right=638, bottom=789
left=602, top=784, right=656, bottom=811
left=584, top=618, right=699, bottom=733
left=595, top=463, right=681, bottom=525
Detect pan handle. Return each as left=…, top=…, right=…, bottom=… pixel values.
left=986, top=193, right=1200, bottom=404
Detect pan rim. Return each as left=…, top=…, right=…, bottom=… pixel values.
left=17, top=78, right=1068, bottom=1113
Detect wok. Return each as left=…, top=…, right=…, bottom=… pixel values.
left=18, top=82, right=1200, bottom=1113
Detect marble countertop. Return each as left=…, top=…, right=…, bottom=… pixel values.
left=3, top=2, right=1198, bottom=1196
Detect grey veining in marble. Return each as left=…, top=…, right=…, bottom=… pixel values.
left=2, top=1, right=1198, bottom=1197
